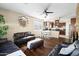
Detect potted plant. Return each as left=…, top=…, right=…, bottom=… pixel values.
left=0, top=15, right=8, bottom=38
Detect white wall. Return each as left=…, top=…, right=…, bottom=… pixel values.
left=0, top=8, right=36, bottom=41
left=0, top=8, right=44, bottom=41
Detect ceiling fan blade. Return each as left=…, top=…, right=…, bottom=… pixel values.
left=41, top=3, right=53, bottom=17
left=45, top=7, right=48, bottom=11
left=46, top=12, right=54, bottom=13
left=42, top=4, right=51, bottom=13
left=45, top=4, right=51, bottom=11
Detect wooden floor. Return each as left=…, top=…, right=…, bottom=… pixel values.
left=20, top=37, right=65, bottom=56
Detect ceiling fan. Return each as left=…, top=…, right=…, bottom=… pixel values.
left=42, top=4, right=54, bottom=18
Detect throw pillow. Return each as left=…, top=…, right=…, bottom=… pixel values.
left=59, top=43, right=75, bottom=55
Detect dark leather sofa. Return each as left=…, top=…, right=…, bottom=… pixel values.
left=13, top=32, right=35, bottom=47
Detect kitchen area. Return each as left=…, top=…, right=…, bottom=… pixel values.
left=42, top=19, right=66, bottom=38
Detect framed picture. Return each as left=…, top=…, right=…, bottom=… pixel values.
left=55, top=20, right=59, bottom=26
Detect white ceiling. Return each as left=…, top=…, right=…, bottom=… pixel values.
left=0, top=3, right=77, bottom=20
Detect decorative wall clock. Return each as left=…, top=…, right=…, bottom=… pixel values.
left=18, top=16, right=28, bottom=27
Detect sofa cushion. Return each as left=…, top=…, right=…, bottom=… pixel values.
left=14, top=33, right=24, bottom=40
left=25, top=36, right=35, bottom=39
left=20, top=36, right=35, bottom=41
left=24, top=32, right=31, bottom=36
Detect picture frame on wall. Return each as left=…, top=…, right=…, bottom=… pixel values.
left=55, top=20, right=59, bottom=26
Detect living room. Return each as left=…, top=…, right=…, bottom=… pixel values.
left=0, top=3, right=79, bottom=56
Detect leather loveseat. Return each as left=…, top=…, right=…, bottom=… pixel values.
left=13, top=32, right=35, bottom=47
